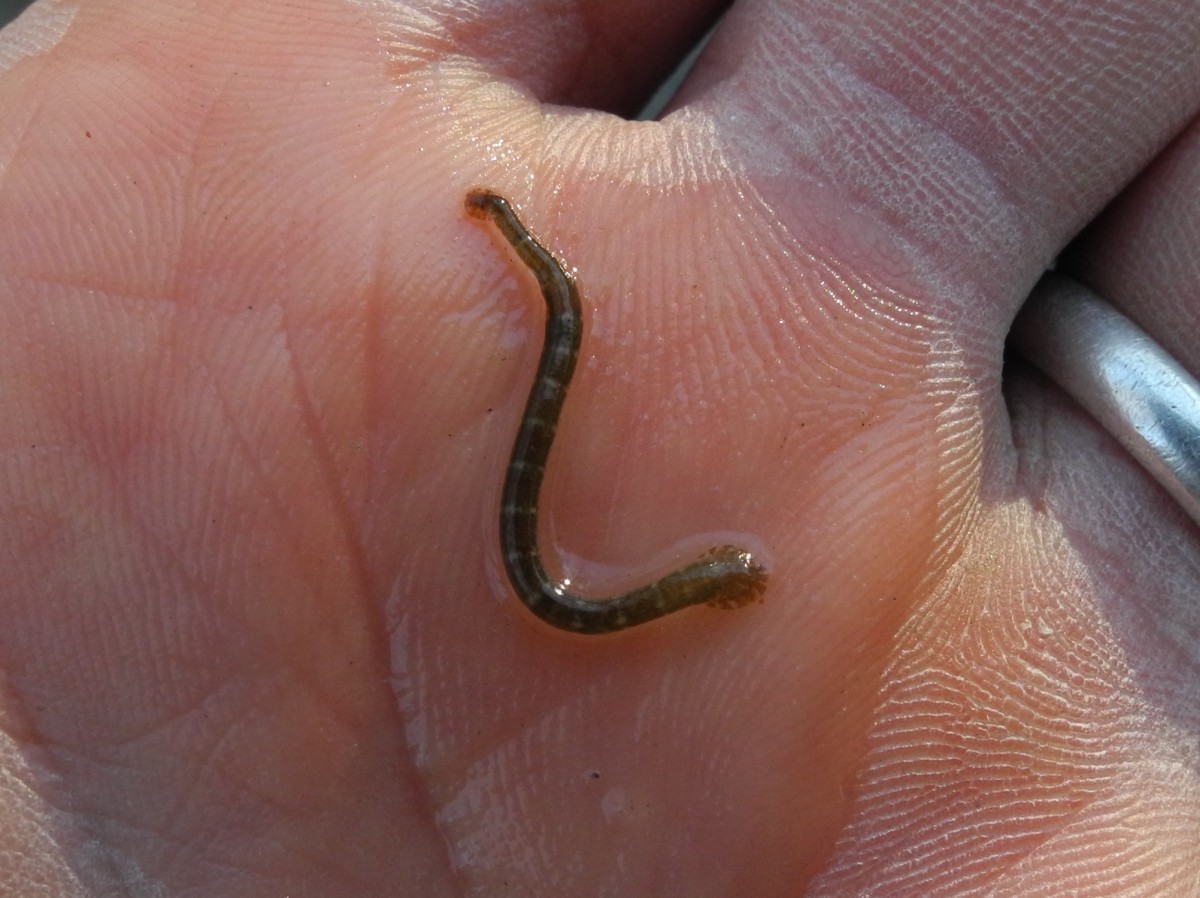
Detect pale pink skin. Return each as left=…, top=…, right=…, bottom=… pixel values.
left=0, top=0, right=1198, bottom=895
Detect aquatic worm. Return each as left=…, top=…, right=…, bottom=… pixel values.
left=465, top=189, right=768, bottom=634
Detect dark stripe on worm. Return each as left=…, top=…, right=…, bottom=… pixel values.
left=465, top=188, right=768, bottom=634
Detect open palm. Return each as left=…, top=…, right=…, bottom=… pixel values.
left=1, top=0, right=1198, bottom=895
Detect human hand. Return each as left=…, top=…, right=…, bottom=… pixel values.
left=1, top=0, right=1197, bottom=894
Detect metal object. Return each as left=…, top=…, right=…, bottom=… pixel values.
left=1012, top=274, right=1200, bottom=527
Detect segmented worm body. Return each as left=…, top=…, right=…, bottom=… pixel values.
left=465, top=189, right=767, bottom=634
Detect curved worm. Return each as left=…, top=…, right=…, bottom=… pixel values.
left=465, top=189, right=768, bottom=634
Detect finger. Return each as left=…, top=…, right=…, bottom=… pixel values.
left=678, top=0, right=1200, bottom=316
left=1065, top=125, right=1200, bottom=375
left=383, top=0, right=730, bottom=116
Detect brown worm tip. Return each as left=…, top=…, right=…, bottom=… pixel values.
left=464, top=188, right=501, bottom=219
left=704, top=574, right=769, bottom=611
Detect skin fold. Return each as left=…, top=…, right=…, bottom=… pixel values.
left=0, top=0, right=1197, bottom=894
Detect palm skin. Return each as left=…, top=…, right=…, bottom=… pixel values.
left=0, top=0, right=1198, bottom=895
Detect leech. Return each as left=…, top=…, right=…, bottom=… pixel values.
left=465, top=189, right=768, bottom=634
